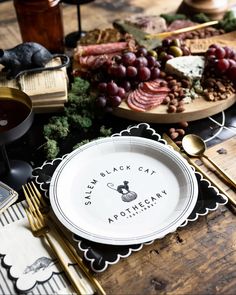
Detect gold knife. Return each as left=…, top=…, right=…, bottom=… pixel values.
left=162, top=133, right=236, bottom=208
left=145, top=20, right=219, bottom=39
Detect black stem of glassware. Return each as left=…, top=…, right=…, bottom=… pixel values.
left=64, top=3, right=83, bottom=48
left=1, top=145, right=11, bottom=173
left=76, top=3, right=82, bottom=36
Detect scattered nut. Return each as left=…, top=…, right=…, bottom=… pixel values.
left=170, top=132, right=179, bottom=140
left=175, top=140, right=182, bottom=146
left=179, top=121, right=188, bottom=128
left=176, top=106, right=185, bottom=112
left=176, top=128, right=185, bottom=136
left=169, top=127, right=175, bottom=133
left=167, top=105, right=177, bottom=113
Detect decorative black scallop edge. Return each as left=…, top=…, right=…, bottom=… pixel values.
left=32, top=123, right=227, bottom=272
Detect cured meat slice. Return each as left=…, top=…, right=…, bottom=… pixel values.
left=74, top=40, right=136, bottom=58
left=135, top=89, right=165, bottom=102
left=129, top=91, right=157, bottom=111
left=140, top=79, right=169, bottom=92
left=136, top=88, right=156, bottom=98
left=75, top=51, right=125, bottom=71
left=134, top=90, right=166, bottom=106
left=137, top=90, right=166, bottom=105
left=126, top=78, right=170, bottom=112
left=133, top=90, right=158, bottom=103
left=147, top=80, right=168, bottom=88
left=129, top=96, right=165, bottom=111
left=149, top=78, right=167, bottom=85
left=127, top=89, right=167, bottom=112
left=140, top=83, right=170, bottom=94
left=127, top=92, right=147, bottom=112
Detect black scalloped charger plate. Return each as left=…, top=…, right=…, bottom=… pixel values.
left=32, top=123, right=227, bottom=272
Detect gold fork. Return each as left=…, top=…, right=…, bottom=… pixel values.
left=23, top=181, right=106, bottom=295
left=22, top=183, right=95, bottom=295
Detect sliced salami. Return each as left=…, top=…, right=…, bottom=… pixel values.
left=74, top=40, right=136, bottom=57
left=126, top=78, right=170, bottom=112
left=139, top=84, right=170, bottom=95
left=127, top=89, right=167, bottom=112
left=140, top=79, right=169, bottom=93
left=127, top=91, right=147, bottom=112
left=133, top=90, right=158, bottom=104
left=135, top=89, right=165, bottom=103
left=76, top=51, right=126, bottom=71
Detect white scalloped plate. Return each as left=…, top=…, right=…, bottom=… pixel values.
left=49, top=136, right=198, bottom=245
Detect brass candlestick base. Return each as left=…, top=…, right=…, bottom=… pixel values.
left=178, top=0, right=228, bottom=20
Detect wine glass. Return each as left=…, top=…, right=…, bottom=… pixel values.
left=0, top=87, right=34, bottom=191
left=62, top=0, right=95, bottom=48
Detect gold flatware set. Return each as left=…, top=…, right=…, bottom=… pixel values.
left=22, top=182, right=106, bottom=295
left=163, top=133, right=236, bottom=208
left=182, top=134, right=236, bottom=190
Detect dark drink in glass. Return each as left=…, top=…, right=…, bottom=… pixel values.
left=0, top=87, right=34, bottom=191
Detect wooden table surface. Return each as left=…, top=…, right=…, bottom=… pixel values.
left=1, top=1, right=236, bottom=294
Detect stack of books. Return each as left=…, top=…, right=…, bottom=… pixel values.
left=0, top=58, right=68, bottom=113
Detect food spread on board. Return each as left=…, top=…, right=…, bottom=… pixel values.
left=71, top=10, right=236, bottom=123
left=40, top=11, right=236, bottom=159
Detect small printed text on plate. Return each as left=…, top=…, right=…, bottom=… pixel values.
left=99, top=166, right=156, bottom=177
left=108, top=190, right=167, bottom=224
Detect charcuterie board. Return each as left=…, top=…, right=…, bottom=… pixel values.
left=113, top=93, right=236, bottom=123
left=72, top=12, right=236, bottom=125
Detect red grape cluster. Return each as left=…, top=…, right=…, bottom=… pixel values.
left=95, top=46, right=161, bottom=111
left=96, top=81, right=126, bottom=112
left=155, top=38, right=191, bottom=68
left=205, top=44, right=236, bottom=83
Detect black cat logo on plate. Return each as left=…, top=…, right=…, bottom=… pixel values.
left=107, top=181, right=137, bottom=202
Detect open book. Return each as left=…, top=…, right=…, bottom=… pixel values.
left=0, top=58, right=68, bottom=113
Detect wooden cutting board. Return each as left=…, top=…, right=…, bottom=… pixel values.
left=113, top=93, right=236, bottom=123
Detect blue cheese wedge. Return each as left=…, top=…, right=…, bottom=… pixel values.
left=165, top=56, right=205, bottom=81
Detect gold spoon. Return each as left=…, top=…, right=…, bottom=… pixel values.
left=182, top=134, right=236, bottom=189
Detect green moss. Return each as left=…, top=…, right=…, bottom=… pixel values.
left=99, top=125, right=113, bottom=137
left=218, top=10, right=236, bottom=32
left=44, top=138, right=60, bottom=160
left=43, top=116, right=69, bottom=140
left=191, top=13, right=211, bottom=23
left=42, top=77, right=112, bottom=160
